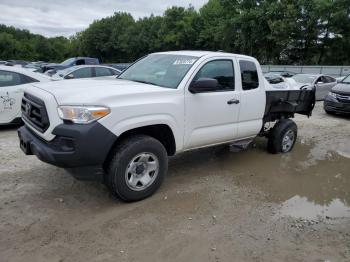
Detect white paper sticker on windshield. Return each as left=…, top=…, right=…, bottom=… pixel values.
left=173, top=59, right=196, bottom=65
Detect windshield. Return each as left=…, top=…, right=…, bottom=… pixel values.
left=60, top=58, right=75, bottom=66
left=118, top=54, right=199, bottom=88
left=292, top=74, right=316, bottom=84
left=342, top=75, right=350, bottom=84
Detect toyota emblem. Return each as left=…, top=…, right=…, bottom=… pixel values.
left=25, top=103, right=31, bottom=114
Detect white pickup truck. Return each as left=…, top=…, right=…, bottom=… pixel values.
left=18, top=51, right=315, bottom=201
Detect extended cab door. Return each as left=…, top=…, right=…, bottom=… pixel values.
left=236, top=59, right=266, bottom=139
left=184, top=58, right=241, bottom=149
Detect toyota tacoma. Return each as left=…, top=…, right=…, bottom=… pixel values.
left=18, top=51, right=315, bottom=201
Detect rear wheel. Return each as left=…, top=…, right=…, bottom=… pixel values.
left=106, top=135, right=168, bottom=202
left=267, top=119, right=297, bottom=154
left=325, top=109, right=335, bottom=115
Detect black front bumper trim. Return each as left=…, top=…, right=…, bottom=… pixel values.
left=18, top=122, right=117, bottom=180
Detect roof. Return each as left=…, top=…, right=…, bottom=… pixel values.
left=57, top=65, right=121, bottom=72
left=154, top=50, right=255, bottom=60
left=0, top=65, right=51, bottom=81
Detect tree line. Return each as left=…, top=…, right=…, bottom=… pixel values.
left=1, top=0, right=349, bottom=65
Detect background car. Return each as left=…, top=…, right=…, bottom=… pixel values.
left=267, top=71, right=296, bottom=78
left=0, top=66, right=51, bottom=125
left=23, top=61, right=47, bottom=72
left=104, top=63, right=132, bottom=71
left=292, top=74, right=337, bottom=100
left=324, top=74, right=350, bottom=115
left=264, top=72, right=298, bottom=90
left=41, top=57, right=99, bottom=73
left=51, top=65, right=121, bottom=80
left=4, top=60, right=29, bottom=67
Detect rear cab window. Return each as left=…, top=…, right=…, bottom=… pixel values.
left=239, top=60, right=259, bottom=90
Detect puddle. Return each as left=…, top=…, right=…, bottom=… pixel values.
left=169, top=138, right=350, bottom=219
left=279, top=195, right=350, bottom=219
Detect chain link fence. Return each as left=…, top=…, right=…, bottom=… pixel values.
left=261, top=65, right=350, bottom=77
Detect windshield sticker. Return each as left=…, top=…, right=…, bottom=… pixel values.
left=173, top=59, right=197, bottom=65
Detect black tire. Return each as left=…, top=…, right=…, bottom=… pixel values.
left=105, top=135, right=168, bottom=202
left=267, top=119, right=297, bottom=154
left=325, top=109, right=335, bottom=115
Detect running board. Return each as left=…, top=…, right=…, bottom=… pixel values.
left=229, top=139, right=254, bottom=152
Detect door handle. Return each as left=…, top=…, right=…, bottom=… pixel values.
left=227, top=98, right=240, bottom=105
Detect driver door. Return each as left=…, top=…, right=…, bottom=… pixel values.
left=184, top=58, right=241, bottom=149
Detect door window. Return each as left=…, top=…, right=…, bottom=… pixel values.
left=239, top=60, right=259, bottom=90
left=324, top=76, right=336, bottom=83
left=95, top=67, right=113, bottom=77
left=70, top=68, right=92, bottom=79
left=194, top=60, right=235, bottom=91
left=75, top=59, right=85, bottom=65
left=0, top=70, right=21, bottom=87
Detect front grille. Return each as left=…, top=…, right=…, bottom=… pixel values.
left=21, top=93, right=50, bottom=132
left=336, top=94, right=350, bottom=103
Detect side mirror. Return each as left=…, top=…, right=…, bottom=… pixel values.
left=65, top=74, right=74, bottom=79
left=189, top=78, right=219, bottom=93
left=316, top=81, right=323, bottom=85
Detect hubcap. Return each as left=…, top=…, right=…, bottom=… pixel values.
left=125, top=152, right=159, bottom=191
left=282, top=129, right=295, bottom=152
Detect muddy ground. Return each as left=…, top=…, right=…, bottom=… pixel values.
left=0, top=102, right=350, bottom=262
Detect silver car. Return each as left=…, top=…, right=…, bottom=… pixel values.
left=51, top=65, right=121, bottom=81
left=292, top=74, right=337, bottom=100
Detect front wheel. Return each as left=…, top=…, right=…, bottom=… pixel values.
left=106, top=135, right=168, bottom=202
left=267, top=119, right=297, bottom=154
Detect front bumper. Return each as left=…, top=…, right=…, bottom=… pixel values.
left=324, top=95, right=350, bottom=114
left=18, top=122, right=117, bottom=180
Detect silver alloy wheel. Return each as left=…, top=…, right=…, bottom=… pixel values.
left=125, top=152, right=159, bottom=191
left=282, top=129, right=295, bottom=152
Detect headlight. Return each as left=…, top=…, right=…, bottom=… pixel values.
left=57, top=106, right=110, bottom=124
left=328, top=92, right=337, bottom=98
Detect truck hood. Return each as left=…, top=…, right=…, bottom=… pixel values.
left=30, top=78, right=173, bottom=105
left=332, top=83, right=350, bottom=95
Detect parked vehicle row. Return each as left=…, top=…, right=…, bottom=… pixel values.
left=264, top=72, right=337, bottom=100
left=0, top=65, right=121, bottom=125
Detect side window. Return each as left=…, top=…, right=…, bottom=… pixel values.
left=110, top=69, right=120, bottom=76
left=317, top=76, right=324, bottom=83
left=86, top=59, right=97, bottom=65
left=76, top=59, right=85, bottom=66
left=95, top=67, right=113, bottom=77
left=194, top=60, right=235, bottom=91
left=324, top=76, right=335, bottom=83
left=0, top=70, right=21, bottom=87
left=70, top=68, right=92, bottom=79
left=239, top=60, right=259, bottom=90
left=20, top=74, right=39, bottom=84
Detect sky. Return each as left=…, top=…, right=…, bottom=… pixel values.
left=0, top=0, right=208, bottom=37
